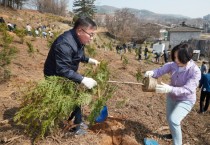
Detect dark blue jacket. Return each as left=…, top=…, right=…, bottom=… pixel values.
left=44, top=29, right=89, bottom=83
left=199, top=73, right=210, bottom=92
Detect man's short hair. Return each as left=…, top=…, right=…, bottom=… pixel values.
left=73, top=16, right=97, bottom=29
left=171, top=43, right=193, bottom=64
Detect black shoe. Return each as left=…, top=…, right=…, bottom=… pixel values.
left=162, top=134, right=172, bottom=139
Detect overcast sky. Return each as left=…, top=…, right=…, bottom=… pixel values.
left=69, top=0, right=210, bottom=18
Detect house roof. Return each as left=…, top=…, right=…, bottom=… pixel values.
left=168, top=26, right=201, bottom=32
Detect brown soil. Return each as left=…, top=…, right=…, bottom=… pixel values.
left=0, top=8, right=210, bottom=145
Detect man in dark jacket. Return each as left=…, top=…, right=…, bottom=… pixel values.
left=44, top=17, right=99, bottom=135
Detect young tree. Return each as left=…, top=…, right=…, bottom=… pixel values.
left=73, top=0, right=96, bottom=18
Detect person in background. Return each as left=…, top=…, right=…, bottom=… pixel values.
left=138, top=46, right=142, bottom=61
left=35, top=28, right=39, bottom=37
left=144, top=46, right=148, bottom=59
left=132, top=41, right=136, bottom=49
left=199, top=69, right=210, bottom=113
left=44, top=16, right=100, bottom=135
left=144, top=43, right=201, bottom=145
left=0, top=17, right=5, bottom=23
left=200, top=61, right=207, bottom=74
left=122, top=43, right=127, bottom=53
left=163, top=49, right=169, bottom=63
left=7, top=22, right=14, bottom=31
left=154, top=51, right=161, bottom=63
left=26, top=23, right=32, bottom=36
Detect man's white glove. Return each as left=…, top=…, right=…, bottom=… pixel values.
left=81, top=77, right=97, bottom=89
left=155, top=82, right=172, bottom=93
left=144, top=71, right=154, bottom=77
left=88, top=58, right=100, bottom=66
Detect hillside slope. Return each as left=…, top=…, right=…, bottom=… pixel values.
left=0, top=9, right=210, bottom=145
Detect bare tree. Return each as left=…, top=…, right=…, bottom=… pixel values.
left=0, top=0, right=28, bottom=9
left=32, top=0, right=68, bottom=16
left=105, top=8, right=161, bottom=43
left=105, top=8, right=137, bottom=42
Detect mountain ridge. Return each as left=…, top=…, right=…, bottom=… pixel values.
left=96, top=5, right=208, bottom=21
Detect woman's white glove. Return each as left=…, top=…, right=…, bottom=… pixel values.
left=144, top=71, right=154, bottom=77
left=81, top=77, right=97, bottom=89
left=155, top=82, right=172, bottom=93
left=88, top=58, right=100, bottom=66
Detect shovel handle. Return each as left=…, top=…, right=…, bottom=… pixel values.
left=108, top=80, right=144, bottom=85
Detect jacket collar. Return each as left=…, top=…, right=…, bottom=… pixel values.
left=173, top=60, right=194, bottom=72
left=71, top=29, right=84, bottom=49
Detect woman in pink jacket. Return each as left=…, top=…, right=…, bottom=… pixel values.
left=145, top=43, right=201, bottom=145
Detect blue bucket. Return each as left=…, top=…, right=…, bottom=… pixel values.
left=95, top=106, right=108, bottom=123
left=144, top=138, right=159, bottom=145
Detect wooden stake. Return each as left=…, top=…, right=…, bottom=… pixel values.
left=108, top=80, right=144, bottom=86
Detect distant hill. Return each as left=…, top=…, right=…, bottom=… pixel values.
left=95, top=5, right=119, bottom=14
left=96, top=5, right=193, bottom=24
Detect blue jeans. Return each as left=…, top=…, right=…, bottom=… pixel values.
left=166, top=96, right=194, bottom=145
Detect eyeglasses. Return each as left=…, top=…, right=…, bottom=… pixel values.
left=81, top=28, right=94, bottom=38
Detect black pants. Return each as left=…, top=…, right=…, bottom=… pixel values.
left=138, top=54, right=141, bottom=60
left=200, top=91, right=210, bottom=112
left=68, top=106, right=82, bottom=124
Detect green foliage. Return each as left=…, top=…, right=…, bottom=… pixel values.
left=72, top=15, right=79, bottom=23
left=0, top=31, right=18, bottom=81
left=47, top=31, right=61, bottom=48
left=145, top=52, right=153, bottom=64
left=26, top=41, right=35, bottom=54
left=1, top=31, right=13, bottom=48
left=85, top=44, right=97, bottom=57
left=147, top=52, right=152, bottom=60
left=0, top=23, right=7, bottom=32
left=0, top=32, right=18, bottom=67
left=115, top=98, right=129, bottom=108
left=0, top=68, right=11, bottom=82
left=135, top=47, right=139, bottom=56
left=101, top=44, right=105, bottom=48
left=14, top=61, right=115, bottom=140
left=3, top=69, right=11, bottom=80
left=14, top=76, right=82, bottom=140
left=73, top=0, right=96, bottom=18
left=14, top=29, right=27, bottom=44
left=108, top=41, right=113, bottom=51
left=85, top=62, right=115, bottom=125
left=121, top=55, right=129, bottom=69
left=135, top=67, right=143, bottom=82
